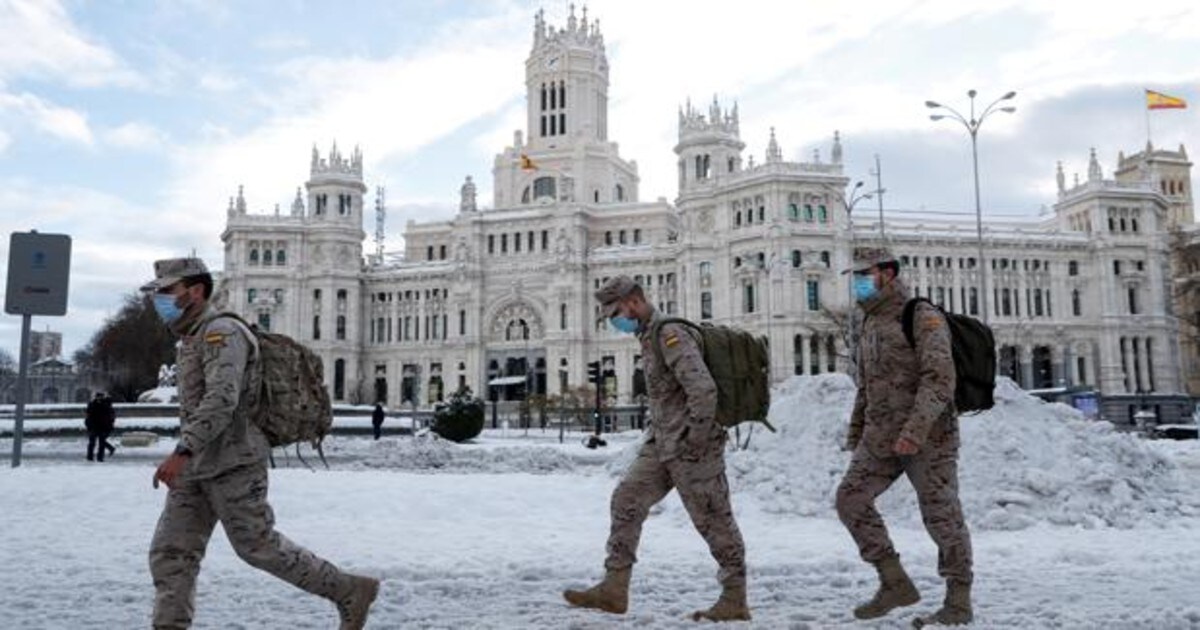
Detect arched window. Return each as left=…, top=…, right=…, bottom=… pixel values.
left=560, top=303, right=568, bottom=330
left=614, top=184, right=625, bottom=202
left=818, top=205, right=828, bottom=223
left=702, top=154, right=711, bottom=179
left=1072, top=289, right=1082, bottom=316
left=791, top=250, right=802, bottom=268
left=336, top=315, right=347, bottom=340
left=262, top=249, right=273, bottom=265
left=533, top=176, right=556, bottom=199
left=276, top=249, right=286, bottom=265
left=249, top=248, right=259, bottom=265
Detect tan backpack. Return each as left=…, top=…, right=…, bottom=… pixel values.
left=217, top=313, right=333, bottom=463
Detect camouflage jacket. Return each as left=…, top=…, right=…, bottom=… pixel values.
left=848, top=278, right=957, bottom=457
left=637, top=311, right=726, bottom=467
left=176, top=306, right=270, bottom=480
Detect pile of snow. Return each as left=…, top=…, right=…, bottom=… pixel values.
left=723, top=374, right=1200, bottom=530
left=137, top=386, right=177, bottom=403
left=322, top=434, right=580, bottom=474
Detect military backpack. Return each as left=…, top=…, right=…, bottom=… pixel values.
left=217, top=313, right=334, bottom=460
left=649, top=317, right=775, bottom=432
left=899, top=298, right=996, bottom=414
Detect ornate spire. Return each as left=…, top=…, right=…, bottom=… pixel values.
left=291, top=187, right=305, bottom=216
left=831, top=130, right=843, bottom=164
left=1056, top=161, right=1065, bottom=196
left=766, top=127, right=782, bottom=163
left=460, top=175, right=478, bottom=212
left=236, top=185, right=246, bottom=214
left=1087, top=147, right=1102, bottom=181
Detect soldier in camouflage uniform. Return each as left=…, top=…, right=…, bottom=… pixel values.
left=835, top=248, right=973, bottom=626
left=143, top=258, right=379, bottom=630
left=563, top=276, right=749, bottom=622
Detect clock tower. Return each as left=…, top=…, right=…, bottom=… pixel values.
left=525, top=5, right=609, bottom=151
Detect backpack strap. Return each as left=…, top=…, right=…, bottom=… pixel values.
left=212, top=311, right=260, bottom=359
left=648, top=317, right=703, bottom=371
left=900, top=297, right=932, bottom=349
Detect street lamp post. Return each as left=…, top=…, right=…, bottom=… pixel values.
left=925, top=89, right=1017, bottom=325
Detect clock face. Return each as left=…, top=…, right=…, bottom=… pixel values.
left=545, top=56, right=559, bottom=69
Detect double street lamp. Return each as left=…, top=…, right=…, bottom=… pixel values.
left=925, top=89, right=1017, bottom=325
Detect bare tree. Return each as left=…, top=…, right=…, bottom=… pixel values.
left=76, top=293, right=177, bottom=401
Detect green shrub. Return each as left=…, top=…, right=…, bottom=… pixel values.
left=431, top=388, right=485, bottom=443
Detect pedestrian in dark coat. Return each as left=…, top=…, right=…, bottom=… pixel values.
left=371, top=404, right=385, bottom=440
left=85, top=392, right=117, bottom=461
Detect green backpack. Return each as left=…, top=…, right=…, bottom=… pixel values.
left=650, top=317, right=775, bottom=432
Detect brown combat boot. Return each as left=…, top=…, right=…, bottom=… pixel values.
left=562, top=567, right=631, bottom=614
left=336, top=574, right=380, bottom=630
left=853, top=555, right=920, bottom=620
left=691, top=584, right=751, bottom=622
left=914, top=581, right=973, bottom=627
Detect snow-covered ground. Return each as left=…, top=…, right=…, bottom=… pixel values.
left=2, top=376, right=1199, bottom=629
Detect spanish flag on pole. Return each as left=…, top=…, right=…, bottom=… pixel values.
left=519, top=154, right=537, bottom=171
left=1146, top=89, right=1187, bottom=110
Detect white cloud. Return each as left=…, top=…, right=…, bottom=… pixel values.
left=199, top=71, right=241, bottom=93
left=163, top=5, right=531, bottom=225
left=103, top=121, right=168, bottom=151
left=0, top=0, right=140, bottom=87
left=0, top=91, right=93, bottom=145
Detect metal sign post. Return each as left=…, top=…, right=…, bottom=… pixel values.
left=5, top=231, right=72, bottom=468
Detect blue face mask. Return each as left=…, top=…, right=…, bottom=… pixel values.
left=853, top=275, right=878, bottom=302
left=153, top=293, right=184, bottom=324
left=610, top=316, right=640, bottom=334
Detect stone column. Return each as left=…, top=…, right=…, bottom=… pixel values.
left=1119, top=336, right=1132, bottom=393
left=1136, top=336, right=1151, bottom=393
left=1020, top=346, right=1034, bottom=389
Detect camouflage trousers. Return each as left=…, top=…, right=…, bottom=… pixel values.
left=835, top=444, right=973, bottom=584
left=605, top=442, right=747, bottom=588
left=149, top=464, right=355, bottom=628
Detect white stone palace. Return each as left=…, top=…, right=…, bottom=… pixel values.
left=219, top=8, right=1196, bottom=424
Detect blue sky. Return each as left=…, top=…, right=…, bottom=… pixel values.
left=1, top=0, right=1198, bottom=361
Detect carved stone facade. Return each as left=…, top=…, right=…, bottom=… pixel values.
left=219, top=9, right=1194, bottom=423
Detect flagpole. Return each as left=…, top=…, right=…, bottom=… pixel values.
left=1146, top=98, right=1153, bottom=146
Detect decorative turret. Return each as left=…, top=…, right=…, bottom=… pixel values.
left=1056, top=161, right=1066, bottom=197
left=306, top=142, right=367, bottom=224
left=311, top=142, right=363, bottom=180
left=674, top=95, right=745, bottom=195
left=1088, top=148, right=1102, bottom=181
left=831, top=131, right=843, bottom=165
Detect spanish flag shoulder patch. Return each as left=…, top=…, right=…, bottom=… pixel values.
left=664, top=333, right=680, bottom=348
left=204, top=331, right=227, bottom=346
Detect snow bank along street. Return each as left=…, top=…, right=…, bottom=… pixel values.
left=2, top=376, right=1199, bottom=629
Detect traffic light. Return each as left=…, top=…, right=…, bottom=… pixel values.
left=587, top=360, right=602, bottom=384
